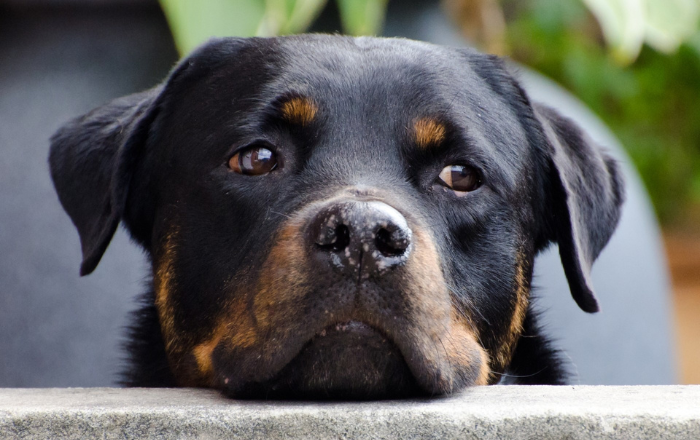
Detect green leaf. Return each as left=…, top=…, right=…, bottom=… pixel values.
left=644, top=0, right=700, bottom=53
left=257, top=0, right=328, bottom=36
left=159, top=0, right=265, bottom=56
left=336, top=0, right=389, bottom=36
left=687, top=30, right=700, bottom=59
left=581, top=0, right=700, bottom=63
left=581, top=0, right=645, bottom=65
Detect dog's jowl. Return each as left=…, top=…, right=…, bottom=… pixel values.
left=49, top=35, right=624, bottom=399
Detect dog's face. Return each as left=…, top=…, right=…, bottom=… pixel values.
left=49, top=35, right=623, bottom=399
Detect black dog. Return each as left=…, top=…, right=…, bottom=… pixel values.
left=49, top=35, right=623, bottom=399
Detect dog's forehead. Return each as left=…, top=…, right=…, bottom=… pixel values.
left=273, top=36, right=493, bottom=115
left=272, top=36, right=530, bottom=176
left=163, top=36, right=533, bottom=191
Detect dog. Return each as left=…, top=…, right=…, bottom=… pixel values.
left=49, top=35, right=624, bottom=399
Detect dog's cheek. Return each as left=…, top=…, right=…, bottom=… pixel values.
left=150, top=223, right=248, bottom=387
left=488, top=248, right=532, bottom=382
left=153, top=228, right=194, bottom=383
left=444, top=315, right=492, bottom=387
left=151, top=225, right=226, bottom=386
left=402, top=228, right=491, bottom=390
left=189, top=220, right=316, bottom=388
left=191, top=302, right=260, bottom=387
left=253, top=221, right=313, bottom=327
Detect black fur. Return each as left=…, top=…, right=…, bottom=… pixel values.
left=121, top=288, right=175, bottom=387
left=49, top=35, right=624, bottom=398
left=502, top=305, right=567, bottom=385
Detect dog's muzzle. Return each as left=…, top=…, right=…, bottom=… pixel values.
left=308, top=200, right=413, bottom=280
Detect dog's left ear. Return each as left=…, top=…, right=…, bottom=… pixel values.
left=467, top=52, right=624, bottom=313
left=534, top=104, right=625, bottom=313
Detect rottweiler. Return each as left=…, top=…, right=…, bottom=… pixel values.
left=49, top=35, right=624, bottom=399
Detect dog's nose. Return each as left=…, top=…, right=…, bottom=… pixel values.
left=309, top=201, right=412, bottom=277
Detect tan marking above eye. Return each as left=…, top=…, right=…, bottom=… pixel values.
left=438, top=165, right=481, bottom=194
left=414, top=118, right=446, bottom=148
left=280, top=96, right=318, bottom=125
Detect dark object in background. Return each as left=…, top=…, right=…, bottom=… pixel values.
left=49, top=35, right=622, bottom=398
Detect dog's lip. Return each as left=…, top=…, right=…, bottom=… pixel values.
left=226, top=318, right=422, bottom=399
left=315, top=320, right=379, bottom=338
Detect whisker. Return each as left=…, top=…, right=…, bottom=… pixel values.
left=490, top=367, right=549, bottom=379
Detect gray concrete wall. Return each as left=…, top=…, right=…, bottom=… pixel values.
left=1, top=386, right=699, bottom=439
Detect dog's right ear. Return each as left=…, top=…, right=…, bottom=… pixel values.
left=49, top=87, right=162, bottom=276
left=50, top=37, right=252, bottom=276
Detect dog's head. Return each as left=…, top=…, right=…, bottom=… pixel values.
left=49, top=35, right=623, bottom=398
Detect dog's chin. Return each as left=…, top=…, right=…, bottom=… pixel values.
left=225, top=321, right=423, bottom=400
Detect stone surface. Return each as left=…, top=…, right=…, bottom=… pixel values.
left=0, top=386, right=699, bottom=439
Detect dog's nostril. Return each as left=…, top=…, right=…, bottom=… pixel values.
left=375, top=227, right=409, bottom=257
left=331, top=224, right=351, bottom=251
left=316, top=224, right=350, bottom=252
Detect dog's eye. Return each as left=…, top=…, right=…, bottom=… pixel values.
left=228, top=146, right=278, bottom=175
left=438, top=165, right=481, bottom=194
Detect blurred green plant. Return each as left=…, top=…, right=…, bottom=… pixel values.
left=500, top=0, right=700, bottom=223
left=159, top=0, right=388, bottom=55
left=582, top=0, right=700, bottom=65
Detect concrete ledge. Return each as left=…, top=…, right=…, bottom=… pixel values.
left=1, top=386, right=699, bottom=439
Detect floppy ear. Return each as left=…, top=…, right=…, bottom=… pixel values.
left=49, top=87, right=162, bottom=276
left=465, top=52, right=624, bottom=312
left=534, top=104, right=625, bottom=313
left=49, top=37, right=251, bottom=276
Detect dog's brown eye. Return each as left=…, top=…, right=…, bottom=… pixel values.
left=438, top=165, right=481, bottom=193
left=229, top=146, right=278, bottom=175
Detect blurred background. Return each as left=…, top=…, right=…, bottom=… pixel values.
left=0, top=0, right=698, bottom=387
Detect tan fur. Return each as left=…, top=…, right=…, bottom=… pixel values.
left=443, top=313, right=492, bottom=388
left=414, top=117, right=446, bottom=148
left=489, top=251, right=531, bottom=383
left=254, top=222, right=309, bottom=311
left=281, top=96, right=318, bottom=126
left=403, top=227, right=490, bottom=391
left=191, top=221, right=309, bottom=384
left=476, top=351, right=492, bottom=385
left=192, top=326, right=226, bottom=381
left=154, top=227, right=205, bottom=386
left=154, top=229, right=181, bottom=358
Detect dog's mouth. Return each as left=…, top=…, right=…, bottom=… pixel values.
left=223, top=320, right=422, bottom=400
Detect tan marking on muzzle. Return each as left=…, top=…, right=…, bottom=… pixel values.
left=414, top=117, right=446, bottom=149
left=192, top=307, right=260, bottom=385
left=403, top=227, right=491, bottom=390
left=191, top=220, right=310, bottom=384
left=281, top=96, right=318, bottom=126
left=445, top=314, right=492, bottom=387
